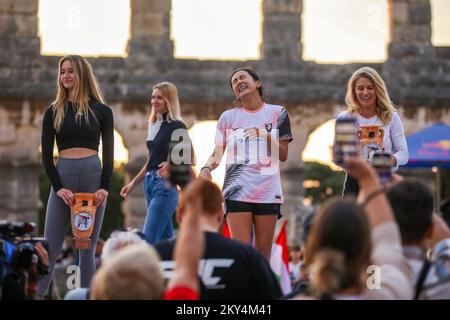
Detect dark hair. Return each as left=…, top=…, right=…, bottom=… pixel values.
left=386, top=178, right=434, bottom=244
left=229, top=68, right=263, bottom=98
left=305, top=198, right=371, bottom=296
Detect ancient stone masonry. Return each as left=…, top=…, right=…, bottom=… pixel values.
left=0, top=0, right=449, bottom=240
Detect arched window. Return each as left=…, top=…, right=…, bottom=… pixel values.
left=38, top=0, right=130, bottom=57
left=302, top=0, right=388, bottom=63
left=431, top=0, right=450, bottom=46
left=171, top=0, right=262, bottom=60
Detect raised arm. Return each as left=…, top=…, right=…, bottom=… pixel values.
left=345, top=154, right=395, bottom=228
left=166, top=179, right=204, bottom=297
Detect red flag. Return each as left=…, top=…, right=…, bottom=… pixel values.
left=221, top=220, right=230, bottom=238
left=270, top=220, right=292, bottom=294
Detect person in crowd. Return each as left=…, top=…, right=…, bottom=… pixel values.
left=120, top=82, right=194, bottom=244
left=90, top=243, right=165, bottom=300
left=292, top=153, right=413, bottom=300
left=90, top=179, right=206, bottom=300
left=337, top=67, right=408, bottom=197
left=64, top=230, right=147, bottom=300
left=387, top=178, right=450, bottom=299
left=288, top=245, right=303, bottom=288
left=155, top=177, right=282, bottom=300
left=39, top=55, right=114, bottom=298
left=199, top=68, right=293, bottom=261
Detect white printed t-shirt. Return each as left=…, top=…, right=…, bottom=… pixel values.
left=215, top=103, right=293, bottom=203
left=337, top=111, right=409, bottom=170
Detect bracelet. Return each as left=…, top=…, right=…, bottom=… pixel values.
left=200, top=166, right=212, bottom=172
left=361, top=187, right=386, bottom=207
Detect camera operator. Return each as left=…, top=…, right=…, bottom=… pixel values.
left=1, top=222, right=50, bottom=300
left=1, top=241, right=49, bottom=300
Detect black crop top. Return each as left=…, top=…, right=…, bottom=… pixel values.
left=41, top=100, right=114, bottom=192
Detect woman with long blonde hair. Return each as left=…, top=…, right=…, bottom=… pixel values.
left=39, top=55, right=114, bottom=298
left=337, top=67, right=408, bottom=196
left=120, top=82, right=194, bottom=244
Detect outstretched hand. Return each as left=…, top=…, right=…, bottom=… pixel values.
left=120, top=182, right=135, bottom=200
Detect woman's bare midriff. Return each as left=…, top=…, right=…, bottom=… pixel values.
left=59, top=148, right=98, bottom=159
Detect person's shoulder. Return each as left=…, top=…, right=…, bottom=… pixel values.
left=336, top=110, right=352, bottom=119
left=44, top=104, right=55, bottom=114
left=217, top=107, right=240, bottom=125
left=171, top=119, right=187, bottom=129
left=265, top=103, right=285, bottom=112
left=153, top=238, right=176, bottom=257
left=43, top=105, right=55, bottom=124
left=221, top=107, right=241, bottom=117
left=390, top=111, right=402, bottom=123
left=154, top=237, right=176, bottom=250
left=208, top=232, right=264, bottom=258
left=90, top=100, right=112, bottom=114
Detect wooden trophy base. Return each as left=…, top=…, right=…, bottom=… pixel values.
left=73, top=237, right=91, bottom=250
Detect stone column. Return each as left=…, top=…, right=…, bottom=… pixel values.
left=113, top=102, right=149, bottom=229
left=0, top=100, right=42, bottom=225
left=261, top=0, right=302, bottom=63
left=388, top=0, right=434, bottom=58
left=0, top=0, right=40, bottom=61
left=0, top=1, right=41, bottom=224
left=126, top=0, right=173, bottom=71
left=385, top=0, right=435, bottom=105
left=279, top=113, right=310, bottom=244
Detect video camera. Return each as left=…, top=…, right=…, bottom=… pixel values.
left=0, top=221, right=49, bottom=299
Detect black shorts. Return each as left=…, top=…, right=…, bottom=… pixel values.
left=225, top=200, right=281, bottom=217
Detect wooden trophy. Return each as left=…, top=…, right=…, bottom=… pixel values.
left=70, top=193, right=96, bottom=250
left=358, top=125, right=384, bottom=162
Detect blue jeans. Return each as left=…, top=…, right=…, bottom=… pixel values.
left=143, top=170, right=179, bottom=244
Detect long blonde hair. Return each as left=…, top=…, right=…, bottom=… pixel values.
left=345, top=67, right=398, bottom=126
left=52, top=55, right=104, bottom=131
left=149, top=82, right=182, bottom=123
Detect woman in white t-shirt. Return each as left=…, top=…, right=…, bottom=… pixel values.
left=199, top=68, right=293, bottom=261
left=337, top=67, right=408, bottom=196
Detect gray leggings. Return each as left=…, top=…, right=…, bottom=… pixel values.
left=38, top=155, right=106, bottom=297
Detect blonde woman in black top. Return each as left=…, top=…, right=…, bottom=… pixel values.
left=38, top=55, right=114, bottom=298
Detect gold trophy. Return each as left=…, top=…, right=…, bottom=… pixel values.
left=70, top=193, right=96, bottom=250
left=358, top=125, right=384, bottom=162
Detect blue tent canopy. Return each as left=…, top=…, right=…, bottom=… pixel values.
left=404, top=122, right=450, bottom=169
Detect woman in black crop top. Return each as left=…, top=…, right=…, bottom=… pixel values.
left=38, top=55, right=114, bottom=297
left=120, top=82, right=194, bottom=244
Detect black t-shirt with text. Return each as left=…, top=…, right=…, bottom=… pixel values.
left=154, top=231, right=282, bottom=300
